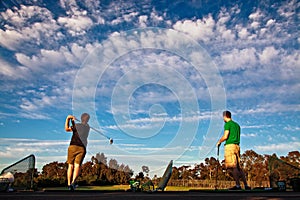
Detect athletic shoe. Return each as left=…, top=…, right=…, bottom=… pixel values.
left=245, top=186, right=251, bottom=190
left=68, top=184, right=75, bottom=191
left=228, top=185, right=242, bottom=190
left=67, top=185, right=73, bottom=191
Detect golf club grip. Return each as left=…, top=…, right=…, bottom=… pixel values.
left=217, top=145, right=220, bottom=156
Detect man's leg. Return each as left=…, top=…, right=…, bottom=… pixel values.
left=71, top=163, right=81, bottom=184
left=71, top=146, right=85, bottom=185
left=67, top=164, right=74, bottom=186
left=225, top=145, right=243, bottom=189
left=237, top=167, right=250, bottom=189
left=236, top=147, right=250, bottom=189
left=232, top=167, right=241, bottom=186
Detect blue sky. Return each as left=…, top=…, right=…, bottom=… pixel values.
left=0, top=0, right=299, bottom=177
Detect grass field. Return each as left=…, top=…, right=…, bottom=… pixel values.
left=43, top=185, right=205, bottom=191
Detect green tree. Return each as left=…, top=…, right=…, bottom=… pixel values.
left=198, top=162, right=209, bottom=180
left=241, top=150, right=268, bottom=185
left=170, top=167, right=180, bottom=180
left=204, top=157, right=217, bottom=180
left=41, top=161, right=67, bottom=179
left=109, top=159, right=119, bottom=170
left=142, top=165, right=150, bottom=177
left=38, top=161, right=67, bottom=187
left=94, top=152, right=107, bottom=165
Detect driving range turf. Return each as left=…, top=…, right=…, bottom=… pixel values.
left=1, top=186, right=299, bottom=200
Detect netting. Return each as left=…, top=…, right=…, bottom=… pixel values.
left=157, top=160, right=173, bottom=191
left=269, top=155, right=300, bottom=191
left=0, top=154, right=36, bottom=190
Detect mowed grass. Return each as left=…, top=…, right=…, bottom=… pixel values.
left=43, top=185, right=204, bottom=191
left=44, top=185, right=129, bottom=191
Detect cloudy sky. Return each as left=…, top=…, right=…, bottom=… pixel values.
left=0, top=0, right=299, bottom=176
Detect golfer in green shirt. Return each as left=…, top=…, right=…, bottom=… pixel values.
left=217, top=111, right=250, bottom=190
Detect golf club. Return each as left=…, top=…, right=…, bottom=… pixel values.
left=215, top=144, right=220, bottom=190
left=74, top=118, right=113, bottom=145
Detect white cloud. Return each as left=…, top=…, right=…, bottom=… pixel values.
left=258, top=46, right=280, bottom=65
left=280, top=51, right=300, bottom=81
left=138, top=15, right=148, bottom=27
left=277, top=0, right=297, bottom=18
left=15, top=82, right=76, bottom=119
left=124, top=12, right=139, bottom=22
left=250, top=21, right=260, bottom=29
left=237, top=27, right=249, bottom=39
left=58, top=15, right=93, bottom=36
left=0, top=5, right=59, bottom=50
left=0, top=57, right=29, bottom=79
left=61, top=42, right=98, bottom=66
left=111, top=12, right=139, bottom=25
left=254, top=141, right=300, bottom=153
left=1, top=5, right=54, bottom=28
left=173, top=14, right=215, bottom=42
left=218, top=47, right=257, bottom=70
left=15, top=41, right=98, bottom=76
left=150, top=9, right=164, bottom=22
left=0, top=138, right=70, bottom=171
left=217, top=7, right=231, bottom=25
left=0, top=29, right=24, bottom=51
left=15, top=49, right=67, bottom=71
left=104, top=111, right=214, bottom=132
left=284, top=125, right=300, bottom=132
left=238, top=102, right=300, bottom=114
left=266, top=19, right=276, bottom=27
left=20, top=93, right=56, bottom=112
left=242, top=133, right=257, bottom=138
left=0, top=138, right=68, bottom=158
left=242, top=125, right=273, bottom=129
left=249, top=9, right=264, bottom=21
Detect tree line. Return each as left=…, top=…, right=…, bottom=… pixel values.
left=36, top=152, right=133, bottom=187
left=169, top=150, right=300, bottom=188
left=10, top=150, right=300, bottom=189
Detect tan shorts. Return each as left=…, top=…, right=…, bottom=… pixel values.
left=224, top=144, right=240, bottom=168
left=67, top=145, right=86, bottom=165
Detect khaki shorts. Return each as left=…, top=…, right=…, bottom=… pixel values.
left=224, top=144, right=240, bottom=168
left=67, top=145, right=86, bottom=165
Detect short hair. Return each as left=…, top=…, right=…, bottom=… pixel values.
left=81, top=113, right=90, bottom=123
left=223, top=110, right=231, bottom=118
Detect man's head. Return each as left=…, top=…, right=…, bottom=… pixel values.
left=223, top=110, right=231, bottom=122
left=81, top=113, right=90, bottom=124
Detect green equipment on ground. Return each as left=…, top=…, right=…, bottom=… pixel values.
left=129, top=160, right=173, bottom=192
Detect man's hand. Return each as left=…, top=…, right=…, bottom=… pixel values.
left=65, top=115, right=75, bottom=132
left=67, top=115, right=75, bottom=121
left=216, top=141, right=221, bottom=147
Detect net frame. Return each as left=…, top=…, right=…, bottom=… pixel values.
left=1, top=154, right=36, bottom=190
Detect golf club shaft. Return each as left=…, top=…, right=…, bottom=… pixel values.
left=90, top=126, right=110, bottom=140
left=74, top=118, right=110, bottom=140
left=215, top=145, right=220, bottom=190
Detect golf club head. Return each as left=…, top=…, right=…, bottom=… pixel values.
left=109, top=138, right=113, bottom=145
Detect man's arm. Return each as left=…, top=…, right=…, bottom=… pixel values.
left=65, top=115, right=75, bottom=132
left=217, top=130, right=229, bottom=146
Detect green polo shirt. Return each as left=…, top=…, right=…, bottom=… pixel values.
left=224, top=120, right=240, bottom=145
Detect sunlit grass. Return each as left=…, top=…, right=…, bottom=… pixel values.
left=43, top=185, right=210, bottom=191
left=44, top=185, right=129, bottom=191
